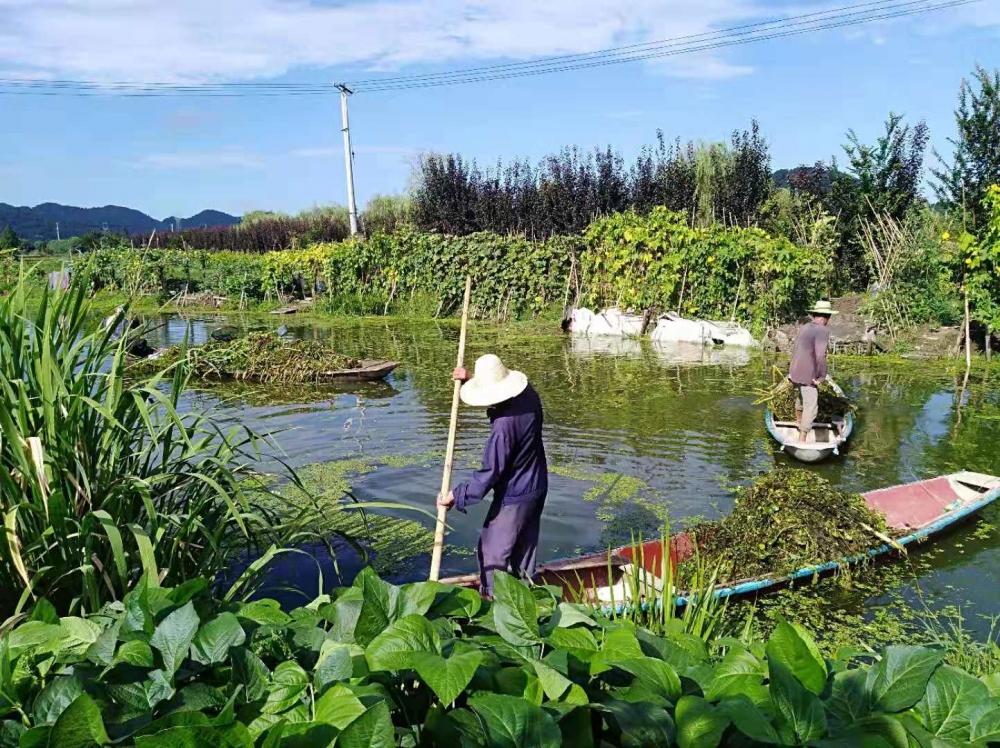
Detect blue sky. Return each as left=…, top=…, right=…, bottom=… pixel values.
left=0, top=0, right=997, bottom=220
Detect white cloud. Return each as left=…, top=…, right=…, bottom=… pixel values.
left=135, top=152, right=264, bottom=170
left=0, top=0, right=768, bottom=83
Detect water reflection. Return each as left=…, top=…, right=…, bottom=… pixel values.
left=153, top=315, right=1000, bottom=630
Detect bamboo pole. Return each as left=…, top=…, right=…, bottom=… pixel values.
left=429, top=275, right=473, bottom=581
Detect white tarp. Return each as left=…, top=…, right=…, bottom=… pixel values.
left=650, top=312, right=756, bottom=348
left=568, top=307, right=643, bottom=337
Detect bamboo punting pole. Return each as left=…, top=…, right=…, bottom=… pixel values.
left=429, top=275, right=473, bottom=581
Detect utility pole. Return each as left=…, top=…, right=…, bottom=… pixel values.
left=335, top=83, right=359, bottom=236
left=55, top=222, right=60, bottom=241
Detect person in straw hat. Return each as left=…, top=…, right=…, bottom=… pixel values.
left=788, top=299, right=838, bottom=443
left=438, top=354, right=548, bottom=597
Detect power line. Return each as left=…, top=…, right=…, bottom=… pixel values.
left=0, top=0, right=981, bottom=97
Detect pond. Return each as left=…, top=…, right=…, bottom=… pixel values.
left=149, top=315, right=1000, bottom=643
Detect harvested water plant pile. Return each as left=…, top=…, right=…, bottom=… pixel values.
left=756, top=375, right=855, bottom=422
left=132, top=332, right=362, bottom=384
left=681, top=469, right=893, bottom=585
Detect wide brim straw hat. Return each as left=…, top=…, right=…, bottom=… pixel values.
left=807, top=300, right=839, bottom=316
left=460, top=354, right=528, bottom=407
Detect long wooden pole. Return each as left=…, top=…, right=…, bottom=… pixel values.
left=429, top=275, right=472, bottom=581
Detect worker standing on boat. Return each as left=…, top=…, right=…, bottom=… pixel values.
left=437, top=354, right=548, bottom=597
left=788, top=300, right=838, bottom=443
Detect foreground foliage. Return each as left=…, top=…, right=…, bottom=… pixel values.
left=2, top=568, right=998, bottom=747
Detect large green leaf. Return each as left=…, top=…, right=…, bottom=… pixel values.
left=336, top=702, right=395, bottom=748
left=190, top=613, right=245, bottom=665
left=133, top=724, right=255, bottom=747
left=400, top=582, right=440, bottom=617
left=48, top=693, right=109, bottom=748
left=318, top=589, right=364, bottom=644
left=592, top=628, right=645, bottom=675
left=491, top=572, right=540, bottom=647
left=0, top=721, right=25, bottom=748
left=915, top=664, right=989, bottom=742
left=494, top=668, right=545, bottom=706
left=769, top=660, right=827, bottom=743
left=230, top=647, right=270, bottom=704
left=675, top=695, right=731, bottom=748
left=235, top=600, right=290, bottom=626
left=721, top=695, right=780, bottom=744
left=765, top=616, right=827, bottom=696
left=150, top=601, right=200, bottom=675
left=353, top=568, right=394, bottom=646
left=33, top=675, right=84, bottom=725
left=608, top=657, right=682, bottom=702
left=365, top=614, right=441, bottom=671
left=970, top=699, right=1000, bottom=744
left=546, top=627, right=599, bottom=659
left=705, top=649, right=765, bottom=701
left=313, top=684, right=366, bottom=728
left=869, top=646, right=943, bottom=713
left=262, top=661, right=309, bottom=715
left=430, top=586, right=483, bottom=619
left=602, top=698, right=676, bottom=748
left=112, top=640, right=155, bottom=669
left=532, top=660, right=576, bottom=701
left=413, top=651, right=483, bottom=705
left=314, top=643, right=354, bottom=692
left=829, top=667, right=873, bottom=725
left=469, top=693, right=562, bottom=748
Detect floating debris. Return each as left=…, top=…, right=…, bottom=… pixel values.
left=755, top=371, right=855, bottom=422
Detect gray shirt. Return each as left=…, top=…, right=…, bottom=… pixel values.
left=789, top=321, right=829, bottom=385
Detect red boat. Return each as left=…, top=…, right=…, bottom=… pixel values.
left=438, top=471, right=1000, bottom=603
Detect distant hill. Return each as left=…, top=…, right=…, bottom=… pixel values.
left=0, top=202, right=241, bottom=242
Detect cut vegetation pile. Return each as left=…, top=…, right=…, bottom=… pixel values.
left=756, top=373, right=855, bottom=422
left=133, top=332, right=362, bottom=384
left=682, top=469, right=892, bottom=585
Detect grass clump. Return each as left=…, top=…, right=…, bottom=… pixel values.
left=683, top=468, right=893, bottom=584
left=134, top=331, right=364, bottom=384
left=756, top=373, right=855, bottom=421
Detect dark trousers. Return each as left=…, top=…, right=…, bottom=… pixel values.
left=478, top=496, right=545, bottom=596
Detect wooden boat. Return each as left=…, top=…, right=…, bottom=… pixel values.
left=765, top=380, right=854, bottom=463
left=317, top=360, right=400, bottom=382
left=439, top=471, right=1000, bottom=605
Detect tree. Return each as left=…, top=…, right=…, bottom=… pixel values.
left=932, top=65, right=1000, bottom=230
left=830, top=113, right=930, bottom=288
left=0, top=225, right=20, bottom=251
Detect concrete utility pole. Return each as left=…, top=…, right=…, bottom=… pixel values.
left=335, top=83, right=359, bottom=236
left=55, top=222, right=60, bottom=241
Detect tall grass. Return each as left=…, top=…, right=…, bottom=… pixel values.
left=0, top=273, right=307, bottom=618
left=571, top=527, right=728, bottom=642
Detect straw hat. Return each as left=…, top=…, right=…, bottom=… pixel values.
left=460, top=354, right=528, bottom=407
left=807, top=299, right=839, bottom=316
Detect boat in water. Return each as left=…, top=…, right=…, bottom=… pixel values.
left=765, top=380, right=854, bottom=463
left=439, top=471, right=1000, bottom=605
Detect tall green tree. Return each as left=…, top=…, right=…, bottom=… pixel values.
left=932, top=65, right=1000, bottom=230
left=830, top=112, right=930, bottom=288
left=0, top=224, right=20, bottom=250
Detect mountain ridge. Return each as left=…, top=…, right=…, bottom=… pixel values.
left=0, top=202, right=242, bottom=242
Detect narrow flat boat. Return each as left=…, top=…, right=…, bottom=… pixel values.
left=765, top=380, right=853, bottom=463
left=317, top=360, right=400, bottom=382
left=439, top=471, right=1000, bottom=604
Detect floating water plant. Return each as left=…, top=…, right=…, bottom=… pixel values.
left=133, top=332, right=362, bottom=384
left=755, top=369, right=855, bottom=422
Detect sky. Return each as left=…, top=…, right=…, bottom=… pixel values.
left=0, top=0, right=998, bottom=220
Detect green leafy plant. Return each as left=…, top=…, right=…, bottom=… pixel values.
left=0, top=274, right=311, bottom=618
left=1, top=567, right=995, bottom=747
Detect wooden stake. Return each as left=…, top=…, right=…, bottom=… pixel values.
left=429, top=275, right=473, bottom=581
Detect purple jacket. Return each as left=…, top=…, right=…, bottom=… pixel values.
left=452, top=384, right=548, bottom=513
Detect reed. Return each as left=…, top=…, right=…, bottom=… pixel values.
left=0, top=272, right=310, bottom=618
left=569, top=524, right=727, bottom=642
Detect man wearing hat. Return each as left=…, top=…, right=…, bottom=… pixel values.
left=437, top=354, right=548, bottom=596
left=788, top=300, right=838, bottom=443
